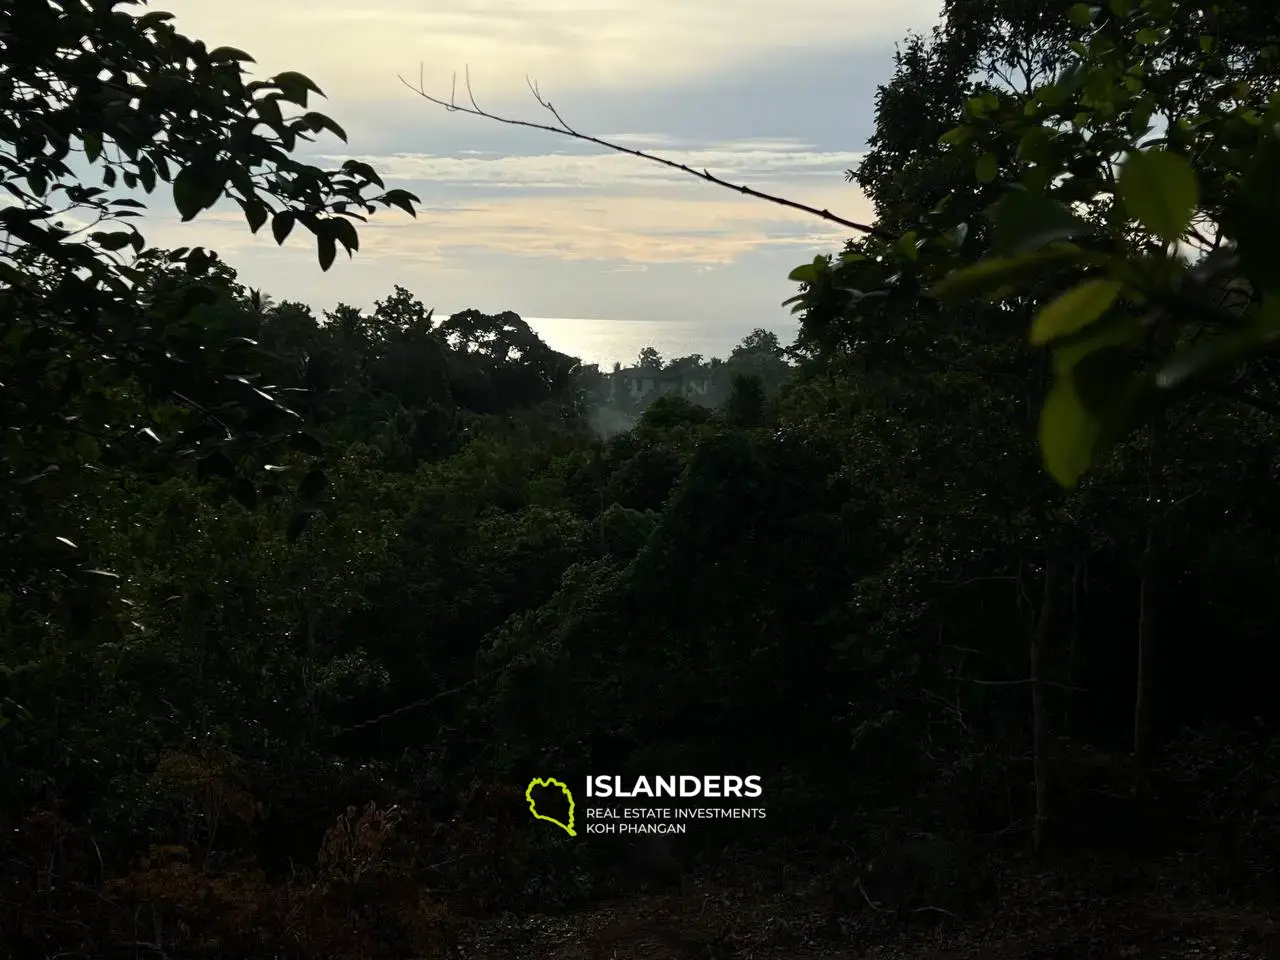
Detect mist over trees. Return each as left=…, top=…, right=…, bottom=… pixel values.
left=3, top=0, right=1280, bottom=957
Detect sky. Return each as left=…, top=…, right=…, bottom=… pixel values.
left=143, top=0, right=943, bottom=365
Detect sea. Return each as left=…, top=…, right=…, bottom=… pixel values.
left=524, top=317, right=798, bottom=369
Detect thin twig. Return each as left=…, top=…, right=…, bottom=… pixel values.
left=911, top=904, right=958, bottom=917
left=337, top=676, right=484, bottom=732
left=397, top=66, right=892, bottom=241
left=949, top=675, right=1087, bottom=692
left=855, top=878, right=892, bottom=913
left=856, top=878, right=957, bottom=919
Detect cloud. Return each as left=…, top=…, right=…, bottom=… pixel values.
left=313, top=138, right=865, bottom=192
left=160, top=0, right=940, bottom=101
left=116, top=0, right=908, bottom=358
left=145, top=178, right=868, bottom=269
left=142, top=132, right=870, bottom=269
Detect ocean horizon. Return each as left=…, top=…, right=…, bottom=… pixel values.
left=523, top=316, right=798, bottom=369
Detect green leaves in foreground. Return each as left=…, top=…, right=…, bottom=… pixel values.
left=936, top=250, right=1141, bottom=486
left=788, top=0, right=1280, bottom=491
left=1040, top=318, right=1146, bottom=488
left=1117, top=149, right=1199, bottom=245
left=172, top=163, right=226, bottom=222
left=1032, top=279, right=1134, bottom=485
left=1030, top=279, right=1123, bottom=346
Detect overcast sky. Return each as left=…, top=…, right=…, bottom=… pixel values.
left=144, top=0, right=942, bottom=355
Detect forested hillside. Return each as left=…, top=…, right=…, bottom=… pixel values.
left=3, top=0, right=1280, bottom=958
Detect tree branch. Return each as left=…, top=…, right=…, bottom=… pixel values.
left=398, top=66, right=893, bottom=241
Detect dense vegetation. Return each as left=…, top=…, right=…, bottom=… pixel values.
left=3, top=0, right=1280, bottom=957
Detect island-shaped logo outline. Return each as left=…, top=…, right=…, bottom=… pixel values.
left=525, top=776, right=576, bottom=837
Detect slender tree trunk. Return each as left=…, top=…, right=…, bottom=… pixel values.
left=1133, top=413, right=1162, bottom=796
left=1064, top=556, right=1083, bottom=737
left=1031, top=555, right=1057, bottom=857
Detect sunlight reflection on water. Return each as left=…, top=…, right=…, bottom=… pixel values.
left=525, top=316, right=796, bottom=367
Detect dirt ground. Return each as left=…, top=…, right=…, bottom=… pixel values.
left=452, top=859, right=1280, bottom=960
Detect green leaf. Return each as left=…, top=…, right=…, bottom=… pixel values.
left=208, top=46, right=255, bottom=62
left=1030, top=279, right=1125, bottom=345
left=239, top=406, right=282, bottom=434
left=788, top=255, right=827, bottom=285
left=137, top=10, right=175, bottom=27
left=286, top=510, right=312, bottom=544
left=975, top=152, right=999, bottom=183
left=229, top=478, right=258, bottom=509
left=1228, top=133, right=1280, bottom=294
left=287, top=432, right=325, bottom=456
left=989, top=190, right=1092, bottom=256
left=317, top=232, right=337, bottom=271
left=238, top=198, right=269, bottom=234
left=138, top=159, right=157, bottom=193
left=939, top=125, right=972, bottom=146
left=297, top=468, right=327, bottom=501
left=197, top=451, right=236, bottom=481
left=1072, top=344, right=1137, bottom=417
left=382, top=188, right=418, bottom=216
left=0, top=262, right=31, bottom=288
left=329, top=216, right=359, bottom=254
left=271, top=210, right=295, bottom=245
left=256, top=95, right=284, bottom=128
left=930, top=244, right=1092, bottom=299
left=1040, top=318, right=1144, bottom=487
left=1155, top=296, right=1280, bottom=391
left=301, top=111, right=348, bottom=142
left=1067, top=3, right=1095, bottom=25
left=1040, top=378, right=1100, bottom=489
left=341, top=159, right=385, bottom=188
left=1117, top=148, right=1198, bottom=244
left=1015, top=127, right=1054, bottom=165
left=172, top=164, right=225, bottom=221
left=272, top=70, right=324, bottom=107
left=83, top=131, right=103, bottom=163
left=90, top=230, right=136, bottom=252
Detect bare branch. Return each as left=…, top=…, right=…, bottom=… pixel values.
left=398, top=66, right=892, bottom=241
left=949, top=675, right=1087, bottom=692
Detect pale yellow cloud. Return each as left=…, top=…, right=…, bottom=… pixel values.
left=142, top=181, right=872, bottom=268
left=317, top=142, right=867, bottom=190
left=145, top=133, right=873, bottom=267
left=158, top=0, right=941, bottom=100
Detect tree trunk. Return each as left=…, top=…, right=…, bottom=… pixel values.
left=1133, top=414, right=1162, bottom=796
left=1065, top=556, right=1083, bottom=737
left=1031, top=555, right=1057, bottom=857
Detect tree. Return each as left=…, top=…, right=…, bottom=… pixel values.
left=402, top=0, right=1278, bottom=492
left=731, top=329, right=784, bottom=358
left=370, top=284, right=435, bottom=342
left=637, top=346, right=663, bottom=371
left=663, top=353, right=705, bottom=374
left=793, top=0, right=1280, bottom=489
left=723, top=374, right=767, bottom=427
left=1, top=1, right=417, bottom=657
left=783, top=0, right=1280, bottom=842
